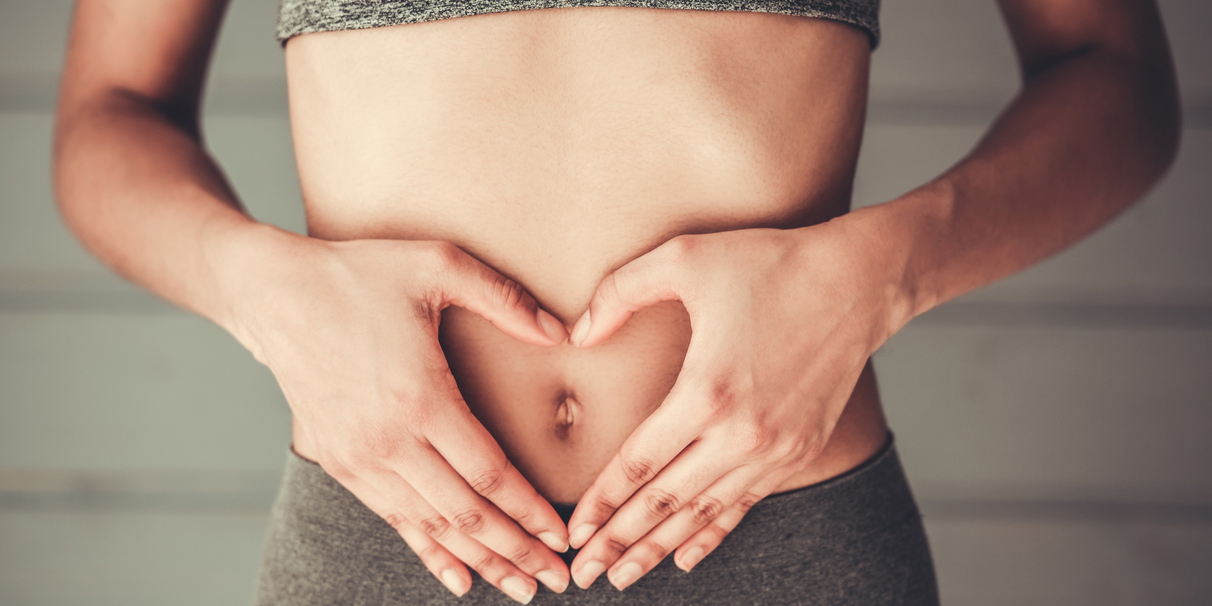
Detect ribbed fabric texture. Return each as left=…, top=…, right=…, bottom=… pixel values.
left=277, top=0, right=880, bottom=49
left=253, top=433, right=939, bottom=605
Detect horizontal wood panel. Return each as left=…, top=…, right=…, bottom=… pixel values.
left=0, top=313, right=292, bottom=472
left=3, top=112, right=1210, bottom=301
left=0, top=113, right=306, bottom=276
left=0, top=510, right=268, bottom=606
left=853, top=126, right=1212, bottom=304
left=3, top=1, right=1208, bottom=99
left=878, top=322, right=1212, bottom=498
left=928, top=517, right=1212, bottom=606
left=2, top=312, right=1209, bottom=497
left=1, top=509, right=1209, bottom=605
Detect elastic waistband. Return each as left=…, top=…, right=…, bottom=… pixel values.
left=547, top=430, right=897, bottom=522
left=282, top=430, right=916, bottom=574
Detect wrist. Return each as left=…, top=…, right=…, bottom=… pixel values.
left=833, top=182, right=956, bottom=336
left=200, top=219, right=317, bottom=350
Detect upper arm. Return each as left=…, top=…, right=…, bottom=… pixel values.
left=57, top=0, right=230, bottom=136
left=995, top=0, right=1175, bottom=81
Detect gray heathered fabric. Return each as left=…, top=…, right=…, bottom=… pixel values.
left=276, top=0, right=880, bottom=49
left=253, top=432, right=938, bottom=605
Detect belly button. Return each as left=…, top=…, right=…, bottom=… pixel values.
left=553, top=392, right=580, bottom=441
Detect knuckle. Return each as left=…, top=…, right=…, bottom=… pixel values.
left=506, top=544, right=537, bottom=568
left=418, top=515, right=452, bottom=539
left=703, top=522, right=729, bottom=544
left=644, top=489, right=682, bottom=518
left=618, top=452, right=658, bottom=485
left=736, top=492, right=763, bottom=513
left=508, top=504, right=535, bottom=528
left=707, top=380, right=741, bottom=418
left=637, top=538, right=673, bottom=562
left=688, top=495, right=725, bottom=525
left=358, top=425, right=404, bottom=462
left=424, top=240, right=464, bottom=270
left=319, top=457, right=356, bottom=481
left=730, top=422, right=777, bottom=458
left=603, top=536, right=631, bottom=558
left=383, top=512, right=411, bottom=531
left=417, top=543, right=446, bottom=563
left=452, top=508, right=487, bottom=535
left=802, top=433, right=828, bottom=460
left=471, top=553, right=497, bottom=574
left=595, top=272, right=624, bottom=307
left=467, top=462, right=507, bottom=499
left=704, top=371, right=755, bottom=419
left=489, top=272, right=534, bottom=315
left=771, top=438, right=802, bottom=462
left=663, top=234, right=698, bottom=264
left=594, top=493, right=621, bottom=515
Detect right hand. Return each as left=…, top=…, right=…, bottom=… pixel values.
left=229, top=232, right=572, bottom=603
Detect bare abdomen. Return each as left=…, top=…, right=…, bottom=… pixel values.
left=284, top=6, right=887, bottom=503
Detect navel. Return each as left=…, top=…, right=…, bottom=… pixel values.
left=553, top=391, right=580, bottom=441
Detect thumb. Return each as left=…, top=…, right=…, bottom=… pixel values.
left=569, top=243, right=686, bottom=348
left=431, top=245, right=568, bottom=346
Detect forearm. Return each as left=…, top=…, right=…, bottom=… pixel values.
left=52, top=91, right=292, bottom=334
left=851, top=43, right=1180, bottom=327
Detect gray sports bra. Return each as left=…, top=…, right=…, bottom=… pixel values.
left=277, top=0, right=881, bottom=49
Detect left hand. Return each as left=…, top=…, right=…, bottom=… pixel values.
left=563, top=214, right=912, bottom=590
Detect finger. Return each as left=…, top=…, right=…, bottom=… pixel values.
left=341, top=475, right=472, bottom=597
left=392, top=445, right=571, bottom=587
left=568, top=236, right=689, bottom=348
left=574, top=461, right=764, bottom=591
left=606, top=468, right=782, bottom=591
left=568, top=441, right=741, bottom=584
left=565, top=378, right=707, bottom=551
left=673, top=472, right=787, bottom=573
left=427, top=402, right=571, bottom=554
left=359, top=469, right=558, bottom=602
left=430, top=242, right=568, bottom=346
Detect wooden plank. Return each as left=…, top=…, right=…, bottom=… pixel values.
left=1, top=310, right=1209, bottom=497
left=2, top=0, right=1210, bottom=112
left=1, top=510, right=1209, bottom=606
left=926, top=517, right=1212, bottom=606
left=0, top=510, right=269, bottom=606
left=3, top=111, right=1210, bottom=298
left=878, top=323, right=1212, bottom=497
left=852, top=126, right=1212, bottom=304
left=0, top=313, right=291, bottom=472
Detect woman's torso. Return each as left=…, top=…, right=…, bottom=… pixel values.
left=285, top=6, right=888, bottom=504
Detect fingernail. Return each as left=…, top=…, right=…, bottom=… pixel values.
left=568, top=310, right=592, bottom=347
left=440, top=569, right=469, bottom=596
left=538, top=531, right=569, bottom=553
left=536, top=309, right=568, bottom=344
left=536, top=569, right=568, bottom=593
left=610, top=561, right=643, bottom=591
left=679, top=546, right=705, bottom=572
left=574, top=560, right=606, bottom=589
left=501, top=576, right=535, bottom=604
left=569, top=524, right=597, bottom=549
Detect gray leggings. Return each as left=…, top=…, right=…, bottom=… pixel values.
left=254, top=432, right=939, bottom=605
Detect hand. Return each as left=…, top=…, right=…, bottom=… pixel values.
left=562, top=215, right=911, bottom=590
left=231, top=233, right=573, bottom=603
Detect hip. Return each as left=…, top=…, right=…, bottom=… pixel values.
left=257, top=430, right=937, bottom=605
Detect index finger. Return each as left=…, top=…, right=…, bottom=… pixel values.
left=428, top=399, right=572, bottom=553
left=566, top=379, right=707, bottom=549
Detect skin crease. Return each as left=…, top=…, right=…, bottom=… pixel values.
left=52, top=0, right=1178, bottom=603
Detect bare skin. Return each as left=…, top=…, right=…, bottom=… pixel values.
left=53, top=0, right=1179, bottom=602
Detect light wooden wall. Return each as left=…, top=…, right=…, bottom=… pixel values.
left=1, top=1, right=1209, bottom=604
